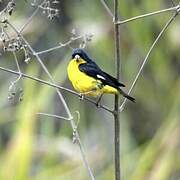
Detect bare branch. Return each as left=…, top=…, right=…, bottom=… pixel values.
left=100, top=0, right=114, bottom=18
left=114, top=0, right=121, bottom=179
left=70, top=117, right=95, bottom=180
left=19, top=5, right=41, bottom=33
left=1, top=2, right=178, bottom=179
left=4, top=20, right=95, bottom=180
left=6, top=20, right=73, bottom=118
left=12, top=51, right=22, bottom=83
left=116, top=5, right=178, bottom=25
left=19, top=0, right=60, bottom=33
left=119, top=11, right=179, bottom=112
left=35, top=35, right=83, bottom=55
left=0, top=65, right=113, bottom=113
left=37, top=112, right=72, bottom=121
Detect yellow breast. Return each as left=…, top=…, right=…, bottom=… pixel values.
left=67, top=59, right=118, bottom=96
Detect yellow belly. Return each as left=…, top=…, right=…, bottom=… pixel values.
left=67, top=60, right=118, bottom=97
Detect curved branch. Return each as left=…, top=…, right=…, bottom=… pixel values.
left=119, top=11, right=179, bottom=112
left=3, top=19, right=96, bottom=180
left=0, top=65, right=113, bottom=113
left=100, top=0, right=114, bottom=18
left=116, top=6, right=178, bottom=25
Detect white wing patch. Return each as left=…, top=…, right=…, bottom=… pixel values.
left=97, top=74, right=106, bottom=80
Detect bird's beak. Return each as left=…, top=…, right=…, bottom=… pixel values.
left=75, top=54, right=80, bottom=60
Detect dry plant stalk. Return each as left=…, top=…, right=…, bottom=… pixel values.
left=0, top=0, right=179, bottom=179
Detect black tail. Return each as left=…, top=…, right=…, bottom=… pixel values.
left=118, top=89, right=135, bottom=103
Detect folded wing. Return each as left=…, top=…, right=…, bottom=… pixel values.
left=79, top=63, right=125, bottom=88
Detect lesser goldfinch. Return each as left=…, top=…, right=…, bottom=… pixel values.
left=67, top=48, right=135, bottom=102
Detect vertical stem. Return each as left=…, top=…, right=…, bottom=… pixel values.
left=114, top=0, right=121, bottom=180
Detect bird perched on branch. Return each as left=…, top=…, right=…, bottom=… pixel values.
left=67, top=48, right=135, bottom=103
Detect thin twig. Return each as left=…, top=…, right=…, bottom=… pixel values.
left=7, top=20, right=73, bottom=119
left=3, top=28, right=22, bottom=83
left=12, top=51, right=22, bottom=83
left=5, top=20, right=95, bottom=180
left=37, top=112, right=72, bottom=121
left=114, top=0, right=121, bottom=179
left=71, top=117, right=95, bottom=180
left=116, top=6, right=178, bottom=25
left=19, top=0, right=49, bottom=33
left=35, top=35, right=83, bottom=55
left=19, top=4, right=41, bottom=33
left=100, top=0, right=114, bottom=18
left=119, top=11, right=179, bottom=112
left=0, top=65, right=112, bottom=113
left=13, top=52, right=21, bottom=74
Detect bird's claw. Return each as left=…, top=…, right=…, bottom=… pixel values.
left=96, top=101, right=101, bottom=108
left=95, top=94, right=103, bottom=108
left=79, top=93, right=84, bottom=100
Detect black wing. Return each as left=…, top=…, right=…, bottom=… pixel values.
left=79, top=63, right=125, bottom=88
left=102, top=71, right=125, bottom=87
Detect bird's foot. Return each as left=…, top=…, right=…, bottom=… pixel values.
left=79, top=93, right=84, bottom=100
left=96, top=101, right=101, bottom=108
left=96, top=94, right=103, bottom=108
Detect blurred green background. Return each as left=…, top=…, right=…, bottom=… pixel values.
left=0, top=0, right=180, bottom=180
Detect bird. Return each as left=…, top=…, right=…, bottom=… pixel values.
left=67, top=48, right=135, bottom=103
